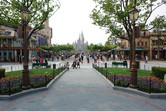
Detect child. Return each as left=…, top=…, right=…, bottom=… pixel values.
left=66, top=62, right=70, bottom=70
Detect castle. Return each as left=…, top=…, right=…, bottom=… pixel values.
left=72, top=32, right=88, bottom=53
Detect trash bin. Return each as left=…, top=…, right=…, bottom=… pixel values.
left=53, top=64, right=56, bottom=69
left=136, top=61, right=140, bottom=69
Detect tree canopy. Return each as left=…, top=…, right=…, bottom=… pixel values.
left=90, top=0, right=166, bottom=41
left=86, top=44, right=117, bottom=51
left=150, top=15, right=166, bottom=31
left=0, top=0, right=60, bottom=40
left=40, top=44, right=75, bottom=52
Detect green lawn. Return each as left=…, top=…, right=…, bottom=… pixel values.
left=5, top=68, right=55, bottom=77
left=105, top=68, right=152, bottom=77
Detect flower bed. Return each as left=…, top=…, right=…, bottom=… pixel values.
left=107, top=74, right=166, bottom=93
left=93, top=64, right=166, bottom=93
left=0, top=74, right=54, bottom=95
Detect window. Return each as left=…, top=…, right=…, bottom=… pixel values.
left=141, top=41, right=144, bottom=46
left=137, top=41, right=140, bottom=46
left=145, top=41, right=147, bottom=46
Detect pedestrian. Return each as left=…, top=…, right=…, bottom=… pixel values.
left=32, top=55, right=36, bottom=63
left=40, top=57, right=44, bottom=63
left=77, top=61, right=80, bottom=68
left=155, top=54, right=158, bottom=59
left=66, top=62, right=70, bottom=70
left=37, top=56, right=40, bottom=63
left=145, top=56, right=148, bottom=63
left=45, top=58, right=48, bottom=63
left=81, top=54, right=84, bottom=63
left=72, top=60, right=77, bottom=69
left=86, top=54, right=89, bottom=63
left=19, top=55, right=22, bottom=63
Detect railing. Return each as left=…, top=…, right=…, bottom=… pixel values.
left=93, top=64, right=166, bottom=93
left=0, top=62, right=65, bottom=72
left=0, top=66, right=66, bottom=95
left=95, top=61, right=163, bottom=71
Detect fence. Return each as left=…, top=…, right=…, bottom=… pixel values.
left=0, top=65, right=66, bottom=95
left=0, top=62, right=65, bottom=72
left=93, top=64, right=166, bottom=94
left=96, top=61, right=164, bottom=71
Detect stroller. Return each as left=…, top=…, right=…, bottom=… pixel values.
left=72, top=60, right=77, bottom=69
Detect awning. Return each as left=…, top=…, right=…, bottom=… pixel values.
left=39, top=48, right=48, bottom=52
left=120, top=47, right=148, bottom=51
left=0, top=36, right=14, bottom=39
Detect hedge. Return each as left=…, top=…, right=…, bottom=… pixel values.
left=152, top=67, right=166, bottom=79
left=0, top=68, right=6, bottom=79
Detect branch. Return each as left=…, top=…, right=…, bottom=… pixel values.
left=27, top=0, right=29, bottom=7
left=4, top=0, right=11, bottom=4
left=141, top=2, right=164, bottom=30
left=27, top=0, right=33, bottom=8
left=27, top=15, right=48, bottom=41
left=23, top=0, right=26, bottom=5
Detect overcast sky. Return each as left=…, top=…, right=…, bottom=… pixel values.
left=49, top=0, right=166, bottom=45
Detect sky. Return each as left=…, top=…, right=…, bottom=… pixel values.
left=49, top=0, right=166, bottom=45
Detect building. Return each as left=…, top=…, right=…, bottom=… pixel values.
left=0, top=25, right=38, bottom=62
left=0, top=19, right=52, bottom=62
left=115, top=30, right=150, bottom=60
left=72, top=32, right=88, bottom=53
left=150, top=30, right=166, bottom=60
left=37, top=20, right=52, bottom=46
left=115, top=29, right=166, bottom=60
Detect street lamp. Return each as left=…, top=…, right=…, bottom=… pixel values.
left=129, top=6, right=139, bottom=88
left=21, top=6, right=30, bottom=89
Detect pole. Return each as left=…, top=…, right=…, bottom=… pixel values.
left=22, top=19, right=30, bottom=89
left=130, top=20, right=138, bottom=88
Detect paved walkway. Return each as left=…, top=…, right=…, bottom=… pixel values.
left=0, top=63, right=166, bottom=111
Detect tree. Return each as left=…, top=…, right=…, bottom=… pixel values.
left=0, top=0, right=60, bottom=40
left=90, top=0, right=165, bottom=67
left=150, top=15, right=166, bottom=59
left=41, top=44, right=75, bottom=52
left=86, top=43, right=117, bottom=52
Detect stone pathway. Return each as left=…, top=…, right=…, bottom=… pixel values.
left=0, top=63, right=166, bottom=111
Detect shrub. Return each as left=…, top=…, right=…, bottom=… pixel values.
left=0, top=68, right=5, bottom=79
left=152, top=67, right=166, bottom=79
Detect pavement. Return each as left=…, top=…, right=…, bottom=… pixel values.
left=0, top=61, right=166, bottom=111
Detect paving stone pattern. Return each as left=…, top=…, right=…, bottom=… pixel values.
left=0, top=63, right=166, bottom=111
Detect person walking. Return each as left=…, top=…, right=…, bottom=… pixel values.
left=145, top=56, right=148, bottom=63
left=86, top=54, right=90, bottom=63
left=81, top=54, right=84, bottom=63
left=66, top=62, right=70, bottom=70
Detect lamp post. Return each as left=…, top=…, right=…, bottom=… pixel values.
left=129, top=6, right=139, bottom=88
left=21, top=6, right=31, bottom=89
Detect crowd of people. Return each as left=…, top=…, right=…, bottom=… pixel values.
left=71, top=53, right=84, bottom=69
left=31, top=56, right=47, bottom=63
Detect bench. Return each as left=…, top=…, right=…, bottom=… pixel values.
left=112, top=61, right=128, bottom=68
left=32, top=63, right=48, bottom=69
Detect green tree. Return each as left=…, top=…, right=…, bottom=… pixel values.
left=86, top=44, right=104, bottom=51
left=150, top=15, right=166, bottom=59
left=86, top=43, right=117, bottom=52
left=90, top=0, right=165, bottom=67
left=41, top=44, right=74, bottom=52
left=0, top=0, right=60, bottom=40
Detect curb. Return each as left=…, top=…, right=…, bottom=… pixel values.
left=0, top=69, right=67, bottom=100
left=93, top=68, right=166, bottom=99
